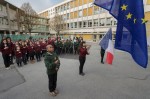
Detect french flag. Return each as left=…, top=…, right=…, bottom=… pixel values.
left=99, top=28, right=114, bottom=65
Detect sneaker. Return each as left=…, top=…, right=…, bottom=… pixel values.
left=101, top=62, right=104, bottom=64
left=54, top=90, right=59, bottom=94
left=5, top=67, right=10, bottom=70
left=80, top=73, right=85, bottom=76
left=50, top=92, right=57, bottom=97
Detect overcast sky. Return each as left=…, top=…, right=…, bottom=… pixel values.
left=6, top=0, right=64, bottom=13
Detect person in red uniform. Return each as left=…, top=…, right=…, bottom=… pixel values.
left=41, top=40, right=47, bottom=57
left=79, top=41, right=89, bottom=76
left=0, top=39, right=11, bottom=69
left=27, top=42, right=35, bottom=63
left=15, top=46, right=22, bottom=67
left=21, top=41, right=28, bottom=65
left=35, top=41, right=42, bottom=61
left=7, top=37, right=15, bottom=65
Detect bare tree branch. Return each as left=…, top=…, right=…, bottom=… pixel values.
left=49, top=14, right=66, bottom=36
left=20, top=2, right=39, bottom=35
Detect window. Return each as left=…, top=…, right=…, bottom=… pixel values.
left=106, top=17, right=112, bottom=26
left=63, top=14, right=67, bottom=20
left=114, top=19, right=117, bottom=25
left=88, top=20, right=92, bottom=27
left=67, top=3, right=70, bottom=9
left=61, top=6, right=64, bottom=11
left=93, top=35, right=96, bottom=39
left=67, top=13, right=70, bottom=19
left=94, top=6, right=99, bottom=15
left=100, top=8, right=105, bottom=13
left=70, top=23, right=74, bottom=28
left=74, top=22, right=77, bottom=28
left=64, top=4, right=67, bottom=10
left=99, top=18, right=105, bottom=26
left=78, top=10, right=82, bottom=17
left=83, top=21, right=87, bottom=27
left=94, top=19, right=98, bottom=27
left=67, top=23, right=69, bottom=29
left=79, top=21, right=82, bottom=28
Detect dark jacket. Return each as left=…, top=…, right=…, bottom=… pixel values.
left=44, top=52, right=60, bottom=75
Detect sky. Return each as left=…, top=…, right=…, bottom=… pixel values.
left=6, top=0, right=64, bottom=13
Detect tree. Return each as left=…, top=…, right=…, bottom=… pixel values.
left=49, top=14, right=66, bottom=41
left=20, top=3, right=38, bottom=35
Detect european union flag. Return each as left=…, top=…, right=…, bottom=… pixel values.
left=94, top=0, right=148, bottom=68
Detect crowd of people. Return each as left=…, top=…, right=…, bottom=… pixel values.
left=0, top=35, right=92, bottom=97
left=0, top=36, right=84, bottom=69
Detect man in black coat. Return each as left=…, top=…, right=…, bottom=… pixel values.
left=100, top=47, right=105, bottom=64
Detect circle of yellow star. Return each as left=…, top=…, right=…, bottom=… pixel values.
left=126, top=13, right=132, bottom=19
left=141, top=18, right=147, bottom=24
left=121, top=4, right=128, bottom=11
left=134, top=18, right=137, bottom=24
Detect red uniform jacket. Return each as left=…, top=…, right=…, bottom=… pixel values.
left=0, top=43, right=10, bottom=55
left=8, top=42, right=15, bottom=55
left=41, top=43, right=47, bottom=50
left=79, top=47, right=88, bottom=57
left=27, top=45, right=35, bottom=54
left=15, top=50, right=22, bottom=58
left=21, top=46, right=28, bottom=55
left=35, top=44, right=42, bottom=53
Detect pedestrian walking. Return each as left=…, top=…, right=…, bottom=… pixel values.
left=44, top=44, right=60, bottom=97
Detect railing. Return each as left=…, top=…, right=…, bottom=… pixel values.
left=0, top=34, right=49, bottom=42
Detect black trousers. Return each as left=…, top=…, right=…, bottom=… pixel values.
left=10, top=55, right=14, bottom=64
left=2, top=54, right=10, bottom=68
left=29, top=52, right=34, bottom=61
left=22, top=54, right=27, bottom=64
left=79, top=56, right=86, bottom=74
left=74, top=47, right=78, bottom=54
left=42, top=50, right=46, bottom=57
left=35, top=52, right=41, bottom=61
left=56, top=47, right=62, bottom=55
left=101, top=52, right=105, bottom=63
left=48, top=73, right=57, bottom=92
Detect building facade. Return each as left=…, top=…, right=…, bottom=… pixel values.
left=0, top=0, right=19, bottom=35
left=39, top=0, right=117, bottom=41
left=145, top=0, right=150, bottom=45
left=0, top=0, right=50, bottom=36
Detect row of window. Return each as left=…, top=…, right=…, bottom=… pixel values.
left=62, top=8, right=106, bottom=20
left=66, top=18, right=117, bottom=29
left=0, top=17, right=8, bottom=25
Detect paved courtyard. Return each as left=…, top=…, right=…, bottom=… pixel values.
left=0, top=43, right=150, bottom=99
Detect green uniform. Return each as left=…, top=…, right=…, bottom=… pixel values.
left=44, top=52, right=60, bottom=75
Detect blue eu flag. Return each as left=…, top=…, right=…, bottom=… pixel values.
left=94, top=0, right=148, bottom=68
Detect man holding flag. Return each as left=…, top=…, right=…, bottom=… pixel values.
left=94, top=0, right=148, bottom=68
left=99, top=28, right=114, bottom=65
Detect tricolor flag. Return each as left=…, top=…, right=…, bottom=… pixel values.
left=99, top=28, right=114, bottom=64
